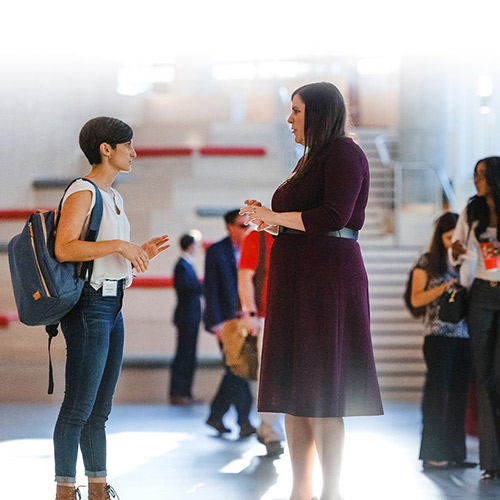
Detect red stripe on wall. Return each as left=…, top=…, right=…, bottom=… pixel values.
left=0, top=312, right=19, bottom=327
left=199, top=146, right=266, bottom=157
left=134, top=147, right=194, bottom=157
left=130, top=276, right=175, bottom=288
left=0, top=210, right=37, bottom=220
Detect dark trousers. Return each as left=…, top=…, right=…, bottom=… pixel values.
left=468, top=279, right=500, bottom=470
left=419, top=335, right=473, bottom=462
left=170, top=322, right=199, bottom=398
left=209, top=344, right=252, bottom=426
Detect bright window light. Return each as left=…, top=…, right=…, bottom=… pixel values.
left=357, top=58, right=400, bottom=75
left=213, top=63, right=257, bottom=80
left=257, top=62, right=301, bottom=79
left=213, top=61, right=342, bottom=81
left=117, top=66, right=175, bottom=96
left=477, top=76, right=493, bottom=97
left=1, top=0, right=499, bottom=61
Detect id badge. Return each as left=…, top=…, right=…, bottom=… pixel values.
left=102, top=280, right=118, bottom=297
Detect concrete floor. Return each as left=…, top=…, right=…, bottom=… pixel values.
left=0, top=401, right=496, bottom=500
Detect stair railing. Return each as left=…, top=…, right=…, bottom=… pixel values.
left=375, top=133, right=460, bottom=245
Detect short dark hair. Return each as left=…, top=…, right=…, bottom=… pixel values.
left=289, top=82, right=347, bottom=185
left=79, top=116, right=133, bottom=165
left=224, top=209, right=240, bottom=225
left=179, top=234, right=195, bottom=251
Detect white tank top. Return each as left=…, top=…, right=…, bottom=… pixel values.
left=62, top=179, right=133, bottom=290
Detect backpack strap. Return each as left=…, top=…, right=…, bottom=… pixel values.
left=44, top=178, right=104, bottom=395
left=54, top=177, right=103, bottom=280
left=77, top=179, right=103, bottom=281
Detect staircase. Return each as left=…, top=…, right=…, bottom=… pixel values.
left=357, top=129, right=425, bottom=401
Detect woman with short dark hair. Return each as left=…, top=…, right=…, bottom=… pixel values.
left=241, top=82, right=382, bottom=500
left=53, top=117, right=169, bottom=500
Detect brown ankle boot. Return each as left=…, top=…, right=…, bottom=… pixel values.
left=88, top=483, right=120, bottom=500
left=55, top=485, right=81, bottom=500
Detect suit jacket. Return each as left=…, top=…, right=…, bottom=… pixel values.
left=173, top=256, right=202, bottom=326
left=203, top=236, right=239, bottom=332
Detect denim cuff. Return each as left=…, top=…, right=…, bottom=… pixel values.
left=55, top=475, right=76, bottom=484
left=85, top=469, right=107, bottom=478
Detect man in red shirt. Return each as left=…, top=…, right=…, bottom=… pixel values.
left=238, top=229, right=285, bottom=457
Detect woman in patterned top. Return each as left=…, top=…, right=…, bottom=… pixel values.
left=411, top=212, right=474, bottom=471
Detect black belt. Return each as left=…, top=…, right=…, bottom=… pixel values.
left=475, top=278, right=499, bottom=288
left=278, top=226, right=358, bottom=240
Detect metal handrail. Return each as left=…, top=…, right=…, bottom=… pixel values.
left=375, top=133, right=460, bottom=243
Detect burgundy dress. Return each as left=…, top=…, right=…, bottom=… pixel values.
left=258, top=137, right=383, bottom=417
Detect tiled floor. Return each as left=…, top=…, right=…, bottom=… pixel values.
left=0, top=401, right=496, bottom=499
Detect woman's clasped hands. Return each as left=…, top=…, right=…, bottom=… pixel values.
left=239, top=200, right=277, bottom=233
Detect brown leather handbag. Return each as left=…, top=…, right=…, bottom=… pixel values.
left=221, top=319, right=259, bottom=381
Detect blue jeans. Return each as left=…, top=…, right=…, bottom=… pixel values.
left=53, top=281, right=125, bottom=483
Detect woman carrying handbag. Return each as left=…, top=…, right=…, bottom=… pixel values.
left=411, top=212, right=474, bottom=471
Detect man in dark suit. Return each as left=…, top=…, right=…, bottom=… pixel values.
left=169, top=233, right=203, bottom=406
left=204, top=209, right=256, bottom=437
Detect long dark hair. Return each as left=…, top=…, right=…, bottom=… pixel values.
left=426, top=212, right=459, bottom=279
left=466, top=157, right=500, bottom=241
left=288, top=82, right=347, bottom=185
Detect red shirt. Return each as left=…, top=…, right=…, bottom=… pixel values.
left=238, top=230, right=273, bottom=317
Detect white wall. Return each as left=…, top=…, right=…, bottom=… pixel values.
left=0, top=55, right=142, bottom=207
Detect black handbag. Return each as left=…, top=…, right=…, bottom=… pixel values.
left=438, top=285, right=468, bottom=323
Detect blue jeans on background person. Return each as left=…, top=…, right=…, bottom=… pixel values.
left=53, top=281, right=125, bottom=483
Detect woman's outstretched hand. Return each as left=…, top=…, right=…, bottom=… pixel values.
left=141, top=235, right=170, bottom=260
left=120, top=242, right=150, bottom=273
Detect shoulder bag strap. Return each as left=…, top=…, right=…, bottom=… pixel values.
left=77, top=179, right=103, bottom=280
left=54, top=177, right=104, bottom=281
left=45, top=178, right=103, bottom=394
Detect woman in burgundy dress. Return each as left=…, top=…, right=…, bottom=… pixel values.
left=240, top=82, right=383, bottom=500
